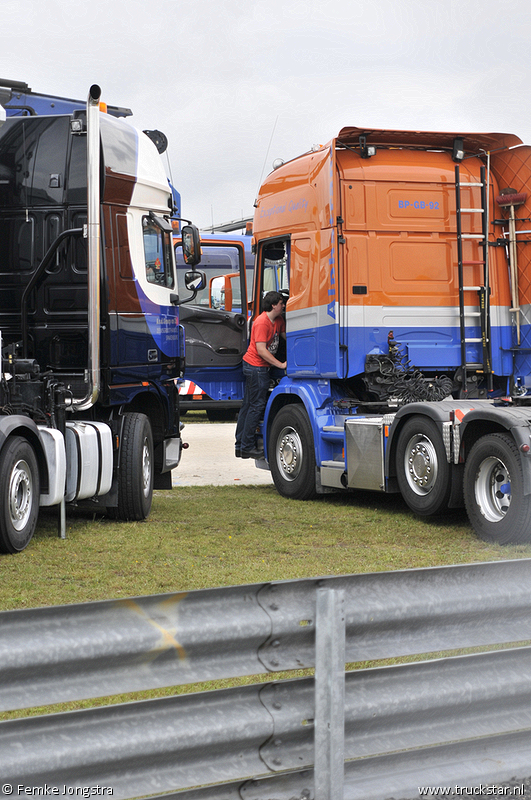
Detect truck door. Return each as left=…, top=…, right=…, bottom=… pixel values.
left=174, top=237, right=249, bottom=391
left=271, top=231, right=342, bottom=379
left=108, top=209, right=179, bottom=387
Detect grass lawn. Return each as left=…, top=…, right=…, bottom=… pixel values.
left=2, top=471, right=530, bottom=721
left=2, top=482, right=529, bottom=612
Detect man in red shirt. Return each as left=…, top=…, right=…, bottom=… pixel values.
left=235, top=291, right=286, bottom=459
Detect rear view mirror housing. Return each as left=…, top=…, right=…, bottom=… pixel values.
left=176, top=269, right=207, bottom=305
left=181, top=225, right=201, bottom=267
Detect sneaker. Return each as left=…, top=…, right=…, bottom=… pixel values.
left=241, top=448, right=265, bottom=459
left=235, top=447, right=241, bottom=458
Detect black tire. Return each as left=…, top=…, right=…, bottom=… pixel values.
left=396, top=416, right=451, bottom=516
left=464, top=432, right=531, bottom=545
left=0, top=436, right=40, bottom=554
left=268, top=405, right=317, bottom=500
left=114, top=412, right=154, bottom=521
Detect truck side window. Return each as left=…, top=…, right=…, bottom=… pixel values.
left=175, top=241, right=245, bottom=309
left=262, top=240, right=289, bottom=295
left=143, top=216, right=174, bottom=288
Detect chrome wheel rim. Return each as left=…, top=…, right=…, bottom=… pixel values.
left=276, top=425, right=303, bottom=482
left=403, top=433, right=439, bottom=496
left=142, top=437, right=151, bottom=497
left=9, top=459, right=33, bottom=531
left=474, top=456, right=511, bottom=522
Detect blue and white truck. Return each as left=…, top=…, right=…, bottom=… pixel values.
left=0, top=83, right=202, bottom=552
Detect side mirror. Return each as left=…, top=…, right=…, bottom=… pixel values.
left=185, top=270, right=206, bottom=293
left=181, top=224, right=201, bottom=267
left=176, top=270, right=207, bottom=305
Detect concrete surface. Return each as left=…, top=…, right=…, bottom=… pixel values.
left=172, top=423, right=273, bottom=486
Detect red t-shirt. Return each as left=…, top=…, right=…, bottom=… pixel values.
left=243, top=312, right=285, bottom=367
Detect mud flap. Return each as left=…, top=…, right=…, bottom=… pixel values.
left=509, top=425, right=531, bottom=495
left=447, top=463, right=465, bottom=508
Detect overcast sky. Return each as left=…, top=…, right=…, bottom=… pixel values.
left=3, top=0, right=531, bottom=229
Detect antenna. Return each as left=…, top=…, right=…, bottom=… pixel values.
left=255, top=116, right=279, bottom=204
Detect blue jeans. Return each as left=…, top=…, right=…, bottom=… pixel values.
left=235, top=361, right=271, bottom=452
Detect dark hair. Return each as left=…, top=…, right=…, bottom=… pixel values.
left=262, top=291, right=283, bottom=311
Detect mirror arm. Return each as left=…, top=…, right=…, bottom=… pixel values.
left=175, top=289, right=199, bottom=306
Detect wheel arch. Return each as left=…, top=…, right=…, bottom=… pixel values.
left=459, top=415, right=531, bottom=496
left=0, top=416, right=49, bottom=494
left=120, top=389, right=168, bottom=447
left=263, top=381, right=326, bottom=462
left=386, top=404, right=466, bottom=507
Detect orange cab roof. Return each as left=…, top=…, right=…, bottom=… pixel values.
left=337, top=126, right=522, bottom=154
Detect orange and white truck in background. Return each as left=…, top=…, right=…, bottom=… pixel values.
left=252, top=126, right=531, bottom=544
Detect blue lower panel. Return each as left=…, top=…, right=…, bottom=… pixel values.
left=287, top=323, right=340, bottom=377
left=286, top=317, right=521, bottom=379
left=184, top=367, right=245, bottom=402
left=345, top=323, right=514, bottom=377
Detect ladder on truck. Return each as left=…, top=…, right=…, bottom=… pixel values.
left=455, top=164, right=493, bottom=396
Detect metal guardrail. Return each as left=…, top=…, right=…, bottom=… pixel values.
left=1, top=559, right=531, bottom=799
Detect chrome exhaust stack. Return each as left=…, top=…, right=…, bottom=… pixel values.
left=73, top=84, right=101, bottom=411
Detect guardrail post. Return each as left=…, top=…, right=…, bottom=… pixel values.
left=314, top=586, right=345, bottom=800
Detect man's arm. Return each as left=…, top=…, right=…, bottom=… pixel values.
left=256, top=341, right=287, bottom=370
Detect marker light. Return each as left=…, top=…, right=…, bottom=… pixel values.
left=452, top=137, right=465, bottom=162
left=359, top=135, right=376, bottom=159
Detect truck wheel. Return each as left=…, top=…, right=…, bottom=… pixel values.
left=269, top=405, right=317, bottom=500
left=114, top=412, right=154, bottom=521
left=396, top=416, right=451, bottom=516
left=0, top=436, right=40, bottom=554
left=463, top=433, right=531, bottom=545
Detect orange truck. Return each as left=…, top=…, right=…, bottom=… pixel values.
left=252, top=126, right=531, bottom=544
